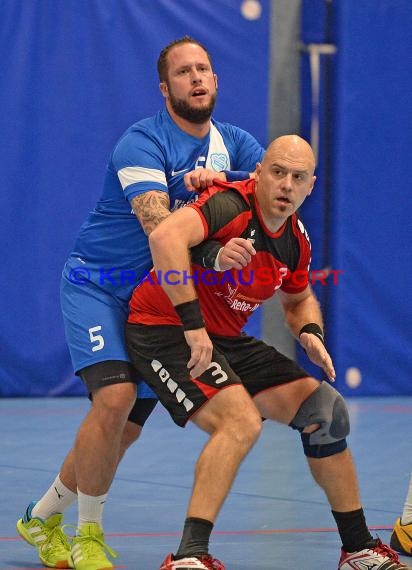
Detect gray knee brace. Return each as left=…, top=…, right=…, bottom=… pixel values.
left=290, top=382, right=350, bottom=458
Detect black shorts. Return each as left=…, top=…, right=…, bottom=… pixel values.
left=125, top=324, right=309, bottom=427
left=79, top=360, right=157, bottom=426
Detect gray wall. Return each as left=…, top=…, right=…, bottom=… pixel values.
left=262, top=0, right=301, bottom=357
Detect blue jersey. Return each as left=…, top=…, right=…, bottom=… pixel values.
left=64, top=109, right=264, bottom=301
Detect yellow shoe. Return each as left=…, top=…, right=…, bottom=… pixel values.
left=16, top=501, right=72, bottom=568
left=70, top=523, right=118, bottom=570
left=390, top=517, right=412, bottom=556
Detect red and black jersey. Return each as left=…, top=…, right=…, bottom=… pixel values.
left=128, top=179, right=311, bottom=336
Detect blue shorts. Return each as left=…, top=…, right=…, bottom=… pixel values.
left=60, top=273, right=156, bottom=399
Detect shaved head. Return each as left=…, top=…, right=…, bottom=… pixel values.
left=264, top=135, right=316, bottom=174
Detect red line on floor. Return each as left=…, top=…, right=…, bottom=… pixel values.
left=3, top=524, right=393, bottom=542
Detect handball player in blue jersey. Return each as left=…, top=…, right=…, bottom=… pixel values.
left=16, top=36, right=264, bottom=570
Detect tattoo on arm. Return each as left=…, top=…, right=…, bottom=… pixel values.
left=131, top=191, right=170, bottom=236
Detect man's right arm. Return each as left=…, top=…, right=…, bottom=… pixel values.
left=149, top=206, right=213, bottom=377
left=131, top=189, right=255, bottom=271
left=130, top=191, right=170, bottom=236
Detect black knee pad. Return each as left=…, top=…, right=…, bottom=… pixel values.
left=300, top=433, right=348, bottom=458
left=290, top=382, right=350, bottom=458
left=128, top=398, right=157, bottom=426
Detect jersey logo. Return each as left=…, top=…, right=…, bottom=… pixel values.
left=171, top=168, right=190, bottom=177
left=151, top=359, right=194, bottom=412
left=209, top=153, right=229, bottom=171
left=215, top=283, right=259, bottom=313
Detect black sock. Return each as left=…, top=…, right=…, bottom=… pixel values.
left=175, top=517, right=214, bottom=559
left=332, top=508, right=376, bottom=552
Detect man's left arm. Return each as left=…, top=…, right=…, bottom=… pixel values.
left=278, top=287, right=336, bottom=382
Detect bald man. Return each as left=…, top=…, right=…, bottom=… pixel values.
left=125, top=136, right=409, bottom=570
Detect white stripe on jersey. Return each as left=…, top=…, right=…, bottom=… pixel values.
left=205, top=124, right=231, bottom=171
left=117, top=166, right=166, bottom=190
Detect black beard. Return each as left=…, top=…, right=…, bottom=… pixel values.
left=169, top=92, right=216, bottom=124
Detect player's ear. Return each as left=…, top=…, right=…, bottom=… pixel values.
left=159, top=82, right=168, bottom=98
left=214, top=74, right=218, bottom=89
left=307, top=175, right=316, bottom=195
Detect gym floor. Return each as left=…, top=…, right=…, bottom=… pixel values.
left=1, top=396, right=411, bottom=569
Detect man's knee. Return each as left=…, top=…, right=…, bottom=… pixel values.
left=222, top=396, right=262, bottom=449
left=92, top=382, right=137, bottom=419
left=232, top=412, right=261, bottom=448
left=196, top=388, right=262, bottom=447
left=290, top=382, right=350, bottom=458
left=80, top=360, right=138, bottom=412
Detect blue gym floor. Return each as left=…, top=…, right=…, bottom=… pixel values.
left=1, top=396, right=411, bottom=569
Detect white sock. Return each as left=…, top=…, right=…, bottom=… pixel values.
left=31, top=474, right=77, bottom=520
left=401, top=473, right=412, bottom=525
left=77, top=489, right=107, bottom=529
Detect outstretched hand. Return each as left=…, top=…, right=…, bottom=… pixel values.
left=184, top=169, right=226, bottom=192
left=299, top=332, right=336, bottom=382
left=217, top=237, right=256, bottom=270
left=184, top=328, right=213, bottom=378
